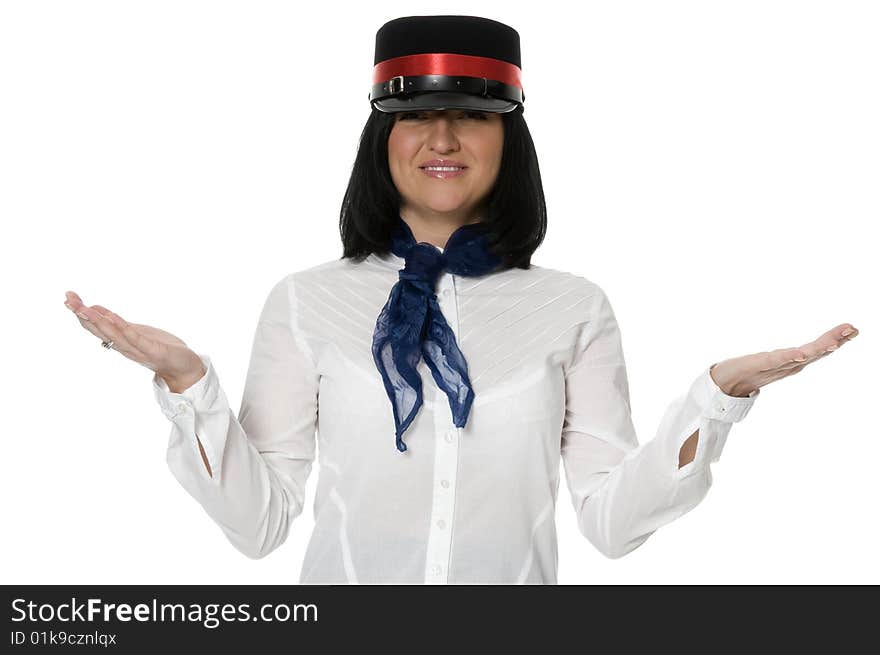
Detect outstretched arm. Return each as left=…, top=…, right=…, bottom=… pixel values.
left=153, top=274, right=319, bottom=560
left=560, top=282, right=759, bottom=559
left=561, top=282, right=858, bottom=559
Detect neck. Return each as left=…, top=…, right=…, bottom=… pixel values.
left=400, top=207, right=483, bottom=249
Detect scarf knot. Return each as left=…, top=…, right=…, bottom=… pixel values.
left=398, top=242, right=446, bottom=289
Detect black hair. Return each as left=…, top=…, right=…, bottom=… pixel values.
left=338, top=104, right=546, bottom=270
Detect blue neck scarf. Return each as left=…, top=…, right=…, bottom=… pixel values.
left=372, top=215, right=502, bottom=453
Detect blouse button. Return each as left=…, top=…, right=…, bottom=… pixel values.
left=177, top=403, right=188, bottom=413
left=440, top=479, right=449, bottom=488
left=437, top=519, right=446, bottom=529
left=444, top=431, right=455, bottom=443
left=441, top=288, right=451, bottom=297
left=431, top=564, right=442, bottom=575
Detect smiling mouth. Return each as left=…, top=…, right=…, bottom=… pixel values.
left=420, top=166, right=468, bottom=178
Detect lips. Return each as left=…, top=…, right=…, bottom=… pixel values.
left=420, top=166, right=467, bottom=179
left=419, top=159, right=468, bottom=169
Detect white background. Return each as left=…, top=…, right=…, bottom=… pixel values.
left=2, top=0, right=876, bottom=584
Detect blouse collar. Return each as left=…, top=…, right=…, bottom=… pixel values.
left=368, top=245, right=443, bottom=269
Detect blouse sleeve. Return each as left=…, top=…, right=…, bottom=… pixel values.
left=560, top=281, right=759, bottom=559
left=152, top=274, right=319, bottom=559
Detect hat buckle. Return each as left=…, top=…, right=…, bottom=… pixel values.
left=389, top=75, right=405, bottom=95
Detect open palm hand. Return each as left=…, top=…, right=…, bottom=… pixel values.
left=64, top=290, right=206, bottom=387
left=710, top=323, right=859, bottom=397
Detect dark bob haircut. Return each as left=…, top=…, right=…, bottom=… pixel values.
left=338, top=104, right=546, bottom=271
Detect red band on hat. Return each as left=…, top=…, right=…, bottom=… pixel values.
left=373, top=52, right=522, bottom=89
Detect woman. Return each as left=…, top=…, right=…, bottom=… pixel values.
left=63, top=16, right=857, bottom=584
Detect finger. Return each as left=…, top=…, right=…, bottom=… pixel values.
left=70, top=306, right=113, bottom=342
left=64, top=295, right=112, bottom=342
left=770, top=341, right=837, bottom=373
left=804, top=324, right=858, bottom=353
left=80, top=306, right=147, bottom=360
left=65, top=291, right=85, bottom=309
left=795, top=327, right=852, bottom=359
left=828, top=323, right=857, bottom=340
left=91, top=305, right=163, bottom=360
left=794, top=343, right=835, bottom=364
left=783, top=361, right=810, bottom=377
left=64, top=291, right=90, bottom=316
left=763, top=347, right=834, bottom=382
left=64, top=294, right=82, bottom=313
left=92, top=305, right=128, bottom=326
left=784, top=344, right=838, bottom=371
left=759, top=348, right=807, bottom=372
left=786, top=354, right=829, bottom=376
left=835, top=324, right=859, bottom=344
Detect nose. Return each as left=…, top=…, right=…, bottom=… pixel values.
left=427, top=117, right=460, bottom=152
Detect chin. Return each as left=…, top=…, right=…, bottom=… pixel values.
left=422, top=199, right=471, bottom=213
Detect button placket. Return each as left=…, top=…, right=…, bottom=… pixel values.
left=424, top=272, right=460, bottom=584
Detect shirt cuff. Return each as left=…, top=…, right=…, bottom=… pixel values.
left=696, top=363, right=760, bottom=423
left=671, top=364, right=761, bottom=479
left=153, top=354, right=226, bottom=482
left=152, top=354, right=217, bottom=420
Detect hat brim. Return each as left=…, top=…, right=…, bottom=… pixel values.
left=372, top=91, right=519, bottom=113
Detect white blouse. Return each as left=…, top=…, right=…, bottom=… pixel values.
left=152, top=249, right=759, bottom=584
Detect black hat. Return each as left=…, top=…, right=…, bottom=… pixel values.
left=369, top=15, right=525, bottom=114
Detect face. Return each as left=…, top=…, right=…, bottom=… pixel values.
left=387, top=108, right=504, bottom=221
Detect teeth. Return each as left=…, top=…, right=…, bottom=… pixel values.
left=423, top=166, right=463, bottom=171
